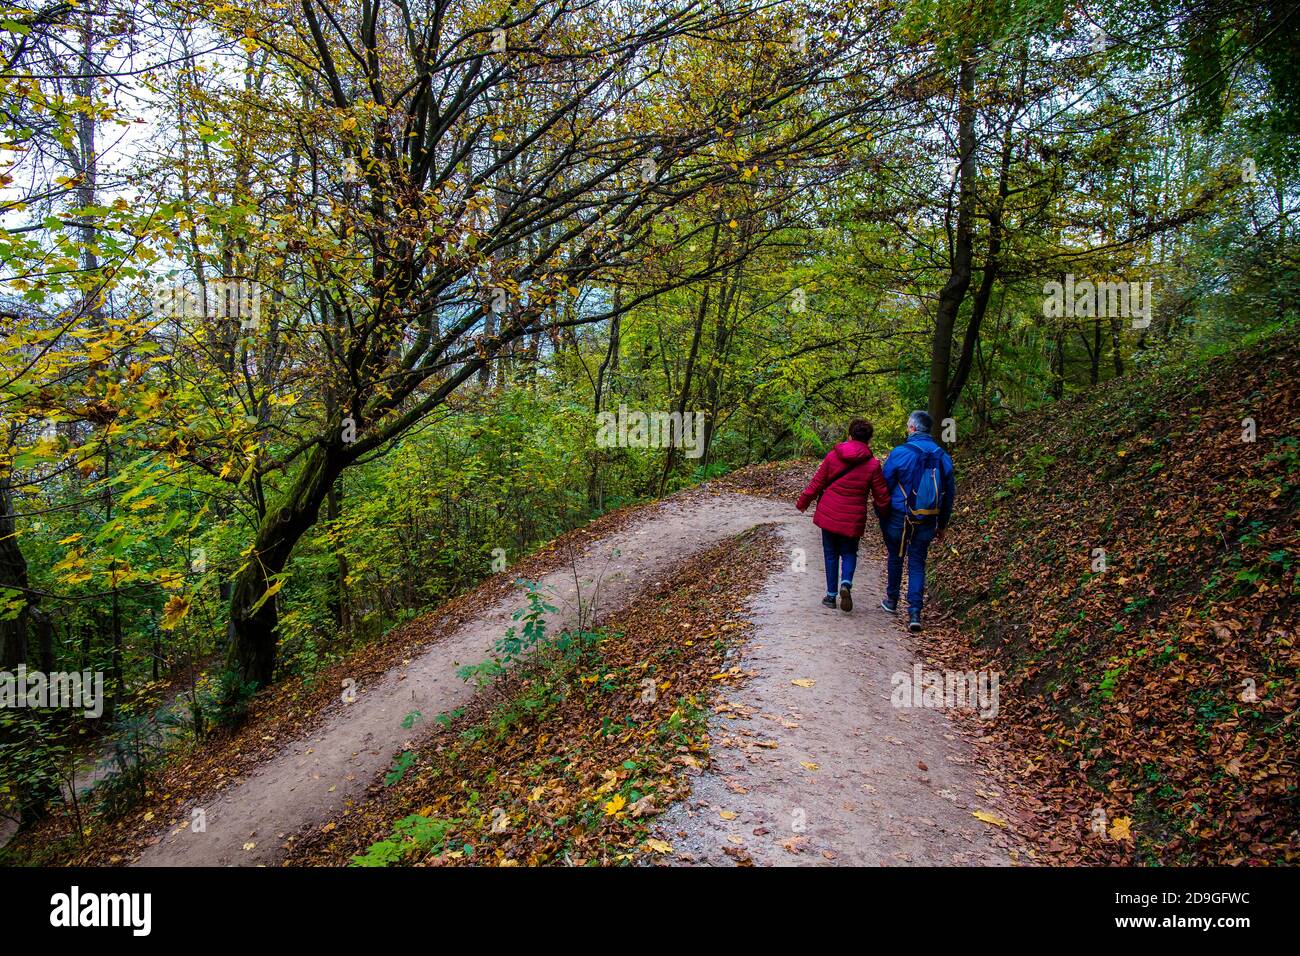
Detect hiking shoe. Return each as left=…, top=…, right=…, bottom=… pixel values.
left=908, top=609, right=923, bottom=633
left=880, top=598, right=898, bottom=614
left=821, top=595, right=837, bottom=609
left=839, top=583, right=853, bottom=612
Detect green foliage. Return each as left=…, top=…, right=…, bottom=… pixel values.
left=1, top=0, right=1296, bottom=860
left=458, top=583, right=557, bottom=686
left=384, top=750, right=418, bottom=788
left=93, top=714, right=164, bottom=820
left=350, top=813, right=455, bottom=867
left=0, top=709, right=71, bottom=828
left=210, top=670, right=260, bottom=729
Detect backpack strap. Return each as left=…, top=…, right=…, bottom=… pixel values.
left=821, top=455, right=871, bottom=495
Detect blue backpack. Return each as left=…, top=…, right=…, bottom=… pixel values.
left=904, top=447, right=945, bottom=521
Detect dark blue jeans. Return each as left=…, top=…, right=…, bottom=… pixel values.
left=882, top=513, right=936, bottom=610
left=821, top=529, right=860, bottom=596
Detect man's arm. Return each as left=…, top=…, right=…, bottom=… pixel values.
left=938, top=452, right=956, bottom=530
left=881, top=445, right=904, bottom=489
left=868, top=460, right=891, bottom=511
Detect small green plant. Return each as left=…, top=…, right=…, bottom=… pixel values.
left=433, top=707, right=465, bottom=728
left=553, top=626, right=608, bottom=662
left=209, top=669, right=259, bottom=728
left=384, top=749, right=417, bottom=786
left=94, top=712, right=164, bottom=819
left=351, top=813, right=455, bottom=867
left=0, top=709, right=74, bottom=836
left=1096, top=665, right=1126, bottom=701
left=458, top=582, right=557, bottom=685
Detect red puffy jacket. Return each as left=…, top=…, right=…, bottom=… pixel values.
left=796, top=440, right=890, bottom=539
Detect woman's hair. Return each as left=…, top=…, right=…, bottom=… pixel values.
left=848, top=418, right=874, bottom=443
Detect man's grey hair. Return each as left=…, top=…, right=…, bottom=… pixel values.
left=908, top=410, right=932, bottom=434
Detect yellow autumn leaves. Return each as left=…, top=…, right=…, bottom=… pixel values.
left=603, top=793, right=626, bottom=816
left=160, top=595, right=191, bottom=631
left=1107, top=816, right=1134, bottom=842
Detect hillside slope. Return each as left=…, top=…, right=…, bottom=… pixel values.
left=927, top=333, right=1299, bottom=864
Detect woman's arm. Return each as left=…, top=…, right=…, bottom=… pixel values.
left=796, top=453, right=833, bottom=511
left=868, top=459, right=891, bottom=511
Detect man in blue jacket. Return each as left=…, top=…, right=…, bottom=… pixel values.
left=879, top=410, right=956, bottom=633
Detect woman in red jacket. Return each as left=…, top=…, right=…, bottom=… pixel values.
left=796, top=419, right=891, bottom=611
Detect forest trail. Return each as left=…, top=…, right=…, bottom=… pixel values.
left=135, top=490, right=794, bottom=866
left=136, top=488, right=1017, bottom=867
left=657, top=518, right=1020, bottom=865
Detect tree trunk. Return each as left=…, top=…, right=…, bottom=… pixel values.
left=588, top=286, right=622, bottom=509
left=593, top=285, right=622, bottom=416
left=101, top=440, right=122, bottom=721
left=928, top=53, right=977, bottom=427
left=659, top=223, right=719, bottom=494
left=1050, top=329, right=1066, bottom=400
left=944, top=46, right=1023, bottom=417
left=226, top=443, right=345, bottom=688
left=702, top=259, right=744, bottom=469
left=1090, top=319, right=1102, bottom=384
left=325, top=481, right=350, bottom=636
left=0, top=476, right=29, bottom=669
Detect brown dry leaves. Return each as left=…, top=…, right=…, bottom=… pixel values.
left=284, top=523, right=784, bottom=866
left=923, top=337, right=1300, bottom=865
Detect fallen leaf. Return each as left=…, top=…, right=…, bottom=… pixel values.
left=972, top=810, right=1008, bottom=829
left=603, top=794, right=627, bottom=816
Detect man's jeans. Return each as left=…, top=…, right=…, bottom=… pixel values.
left=882, top=513, right=936, bottom=611
left=821, top=529, right=859, bottom=596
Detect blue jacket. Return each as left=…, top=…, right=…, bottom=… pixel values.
left=881, top=432, right=956, bottom=529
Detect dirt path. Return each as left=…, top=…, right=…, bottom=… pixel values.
left=135, top=487, right=1020, bottom=867
left=136, top=491, right=794, bottom=866
left=655, top=518, right=1024, bottom=866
